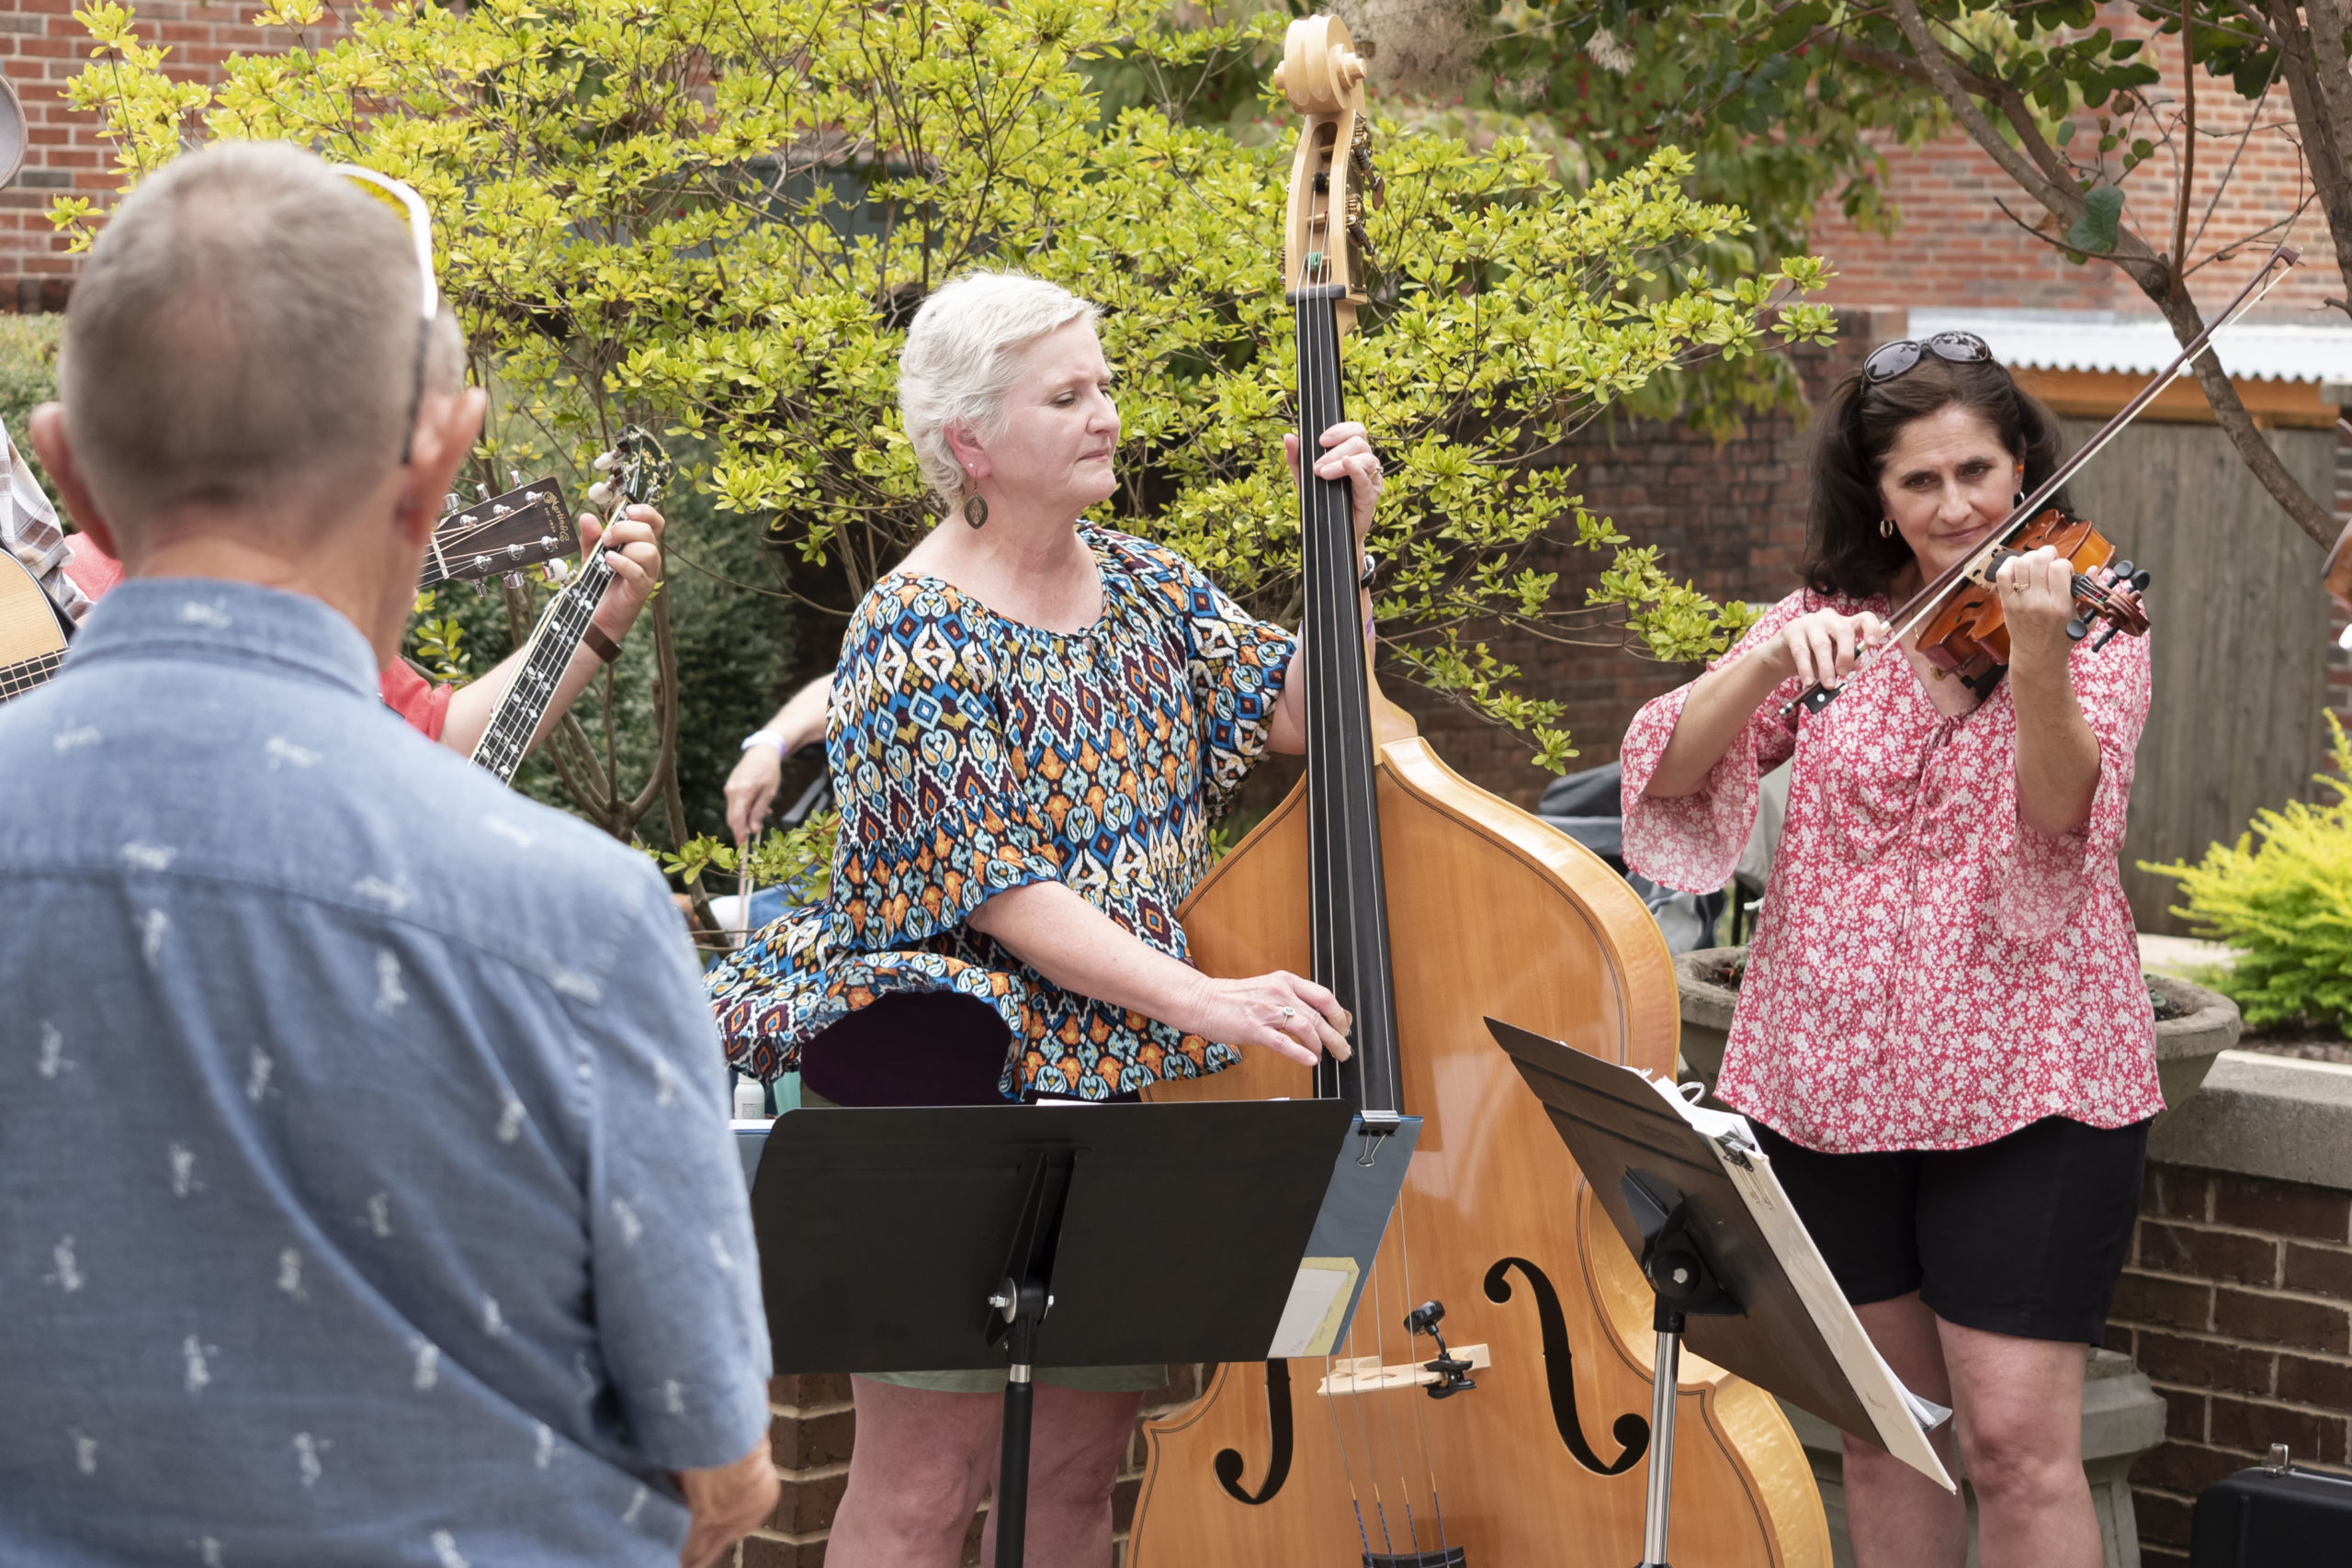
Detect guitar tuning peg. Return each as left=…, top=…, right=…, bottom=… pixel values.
left=544, top=558, right=570, bottom=584
left=442, top=493, right=461, bottom=513
left=504, top=570, right=525, bottom=591
left=471, top=581, right=488, bottom=599
left=592, top=450, right=616, bottom=473
left=586, top=481, right=612, bottom=506
left=509, top=468, right=523, bottom=486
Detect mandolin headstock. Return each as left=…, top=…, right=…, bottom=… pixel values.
left=1277, top=15, right=1381, bottom=334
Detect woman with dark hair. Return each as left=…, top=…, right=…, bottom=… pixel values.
left=1618, top=333, right=2157, bottom=1568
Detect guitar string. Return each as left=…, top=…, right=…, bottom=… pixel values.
left=473, top=550, right=616, bottom=781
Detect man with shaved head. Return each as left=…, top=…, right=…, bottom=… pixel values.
left=0, top=142, right=776, bottom=1566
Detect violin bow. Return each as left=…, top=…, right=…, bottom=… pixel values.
left=1790, top=242, right=2301, bottom=716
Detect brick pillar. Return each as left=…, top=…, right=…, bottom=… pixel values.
left=2105, top=1163, right=2352, bottom=1564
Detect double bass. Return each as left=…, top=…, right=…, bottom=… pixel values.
left=1134, top=17, right=1828, bottom=1566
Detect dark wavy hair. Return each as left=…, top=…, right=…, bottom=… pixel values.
left=1804, top=353, right=2073, bottom=599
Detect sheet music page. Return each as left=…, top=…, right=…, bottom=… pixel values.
left=1641, top=1074, right=1958, bottom=1492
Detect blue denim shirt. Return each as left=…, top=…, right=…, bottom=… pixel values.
left=0, top=581, right=770, bottom=1566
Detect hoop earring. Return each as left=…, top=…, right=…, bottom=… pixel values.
left=963, top=493, right=989, bottom=530
left=1879, top=517, right=1895, bottom=539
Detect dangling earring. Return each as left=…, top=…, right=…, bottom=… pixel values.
left=963, top=493, right=989, bottom=530
left=1879, top=517, right=1895, bottom=539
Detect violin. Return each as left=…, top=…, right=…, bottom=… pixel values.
left=1129, top=17, right=1829, bottom=1566
left=1910, top=509, right=2152, bottom=698
left=1796, top=241, right=2299, bottom=715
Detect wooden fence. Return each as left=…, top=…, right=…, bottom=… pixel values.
left=2061, top=418, right=2339, bottom=935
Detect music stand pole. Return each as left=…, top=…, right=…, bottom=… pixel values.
left=1639, top=1304, right=1687, bottom=1568
left=989, top=1275, right=1049, bottom=1567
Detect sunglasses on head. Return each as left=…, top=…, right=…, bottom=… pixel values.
left=1863, top=331, right=1993, bottom=384
left=332, top=165, right=438, bottom=465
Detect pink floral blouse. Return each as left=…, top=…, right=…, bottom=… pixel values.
left=1620, top=588, right=2163, bottom=1154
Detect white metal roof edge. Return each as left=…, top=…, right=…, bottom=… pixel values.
left=1905, top=307, right=2352, bottom=384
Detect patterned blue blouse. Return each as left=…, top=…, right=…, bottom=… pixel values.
left=707, top=526, right=1297, bottom=1100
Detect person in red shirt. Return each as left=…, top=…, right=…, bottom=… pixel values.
left=62, top=488, right=664, bottom=754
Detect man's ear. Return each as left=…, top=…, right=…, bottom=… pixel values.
left=392, top=386, right=487, bottom=547
left=28, top=402, right=120, bottom=562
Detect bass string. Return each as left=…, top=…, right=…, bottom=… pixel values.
left=1312, top=284, right=1420, bottom=1542
left=1296, top=221, right=1385, bottom=1558
left=1294, top=144, right=1442, bottom=1555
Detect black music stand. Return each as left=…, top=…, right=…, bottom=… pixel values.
left=1485, top=1019, right=1954, bottom=1568
left=746, top=1100, right=1356, bottom=1568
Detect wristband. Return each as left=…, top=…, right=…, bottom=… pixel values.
left=582, top=623, right=622, bottom=665
left=741, top=728, right=788, bottom=756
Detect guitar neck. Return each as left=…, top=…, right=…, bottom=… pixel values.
left=469, top=552, right=614, bottom=784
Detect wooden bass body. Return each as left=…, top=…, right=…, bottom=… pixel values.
left=1134, top=734, right=1828, bottom=1568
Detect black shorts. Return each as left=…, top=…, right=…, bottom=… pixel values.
left=1749, top=1115, right=2151, bottom=1345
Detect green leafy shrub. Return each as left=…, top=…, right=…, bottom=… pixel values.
left=2147, top=716, right=2352, bottom=1032
left=0, top=312, right=62, bottom=501
left=63, top=0, right=1830, bottom=861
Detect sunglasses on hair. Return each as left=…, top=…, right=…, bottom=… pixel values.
left=331, top=165, right=438, bottom=465
left=1862, top=331, right=1993, bottom=384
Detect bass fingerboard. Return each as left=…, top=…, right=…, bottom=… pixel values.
left=0, top=648, right=62, bottom=702
left=468, top=551, right=615, bottom=784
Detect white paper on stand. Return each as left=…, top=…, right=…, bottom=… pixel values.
left=1645, top=1076, right=1958, bottom=1493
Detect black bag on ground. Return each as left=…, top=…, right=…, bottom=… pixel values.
left=2190, top=1450, right=2352, bottom=1566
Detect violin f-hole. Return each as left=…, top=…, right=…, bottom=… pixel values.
left=1483, top=1257, right=1650, bottom=1476
left=1210, top=1359, right=1295, bottom=1505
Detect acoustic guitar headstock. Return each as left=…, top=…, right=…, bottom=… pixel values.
left=418, top=477, right=575, bottom=591
left=1277, top=15, right=1383, bottom=335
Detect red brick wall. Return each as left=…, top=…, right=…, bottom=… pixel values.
left=2107, top=1162, right=2352, bottom=1564
left=0, top=0, right=351, bottom=305
left=1807, top=20, right=2345, bottom=321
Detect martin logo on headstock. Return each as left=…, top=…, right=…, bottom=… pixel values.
left=418, top=477, right=576, bottom=592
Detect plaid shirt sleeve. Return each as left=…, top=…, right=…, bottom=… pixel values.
left=0, top=423, right=89, bottom=622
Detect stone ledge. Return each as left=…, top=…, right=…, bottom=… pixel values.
left=2150, top=1051, right=2352, bottom=1190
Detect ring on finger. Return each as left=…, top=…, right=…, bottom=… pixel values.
left=1280, top=1005, right=1296, bottom=1021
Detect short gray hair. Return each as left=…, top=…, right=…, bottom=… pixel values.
left=59, top=141, right=464, bottom=533
left=898, top=272, right=1099, bottom=513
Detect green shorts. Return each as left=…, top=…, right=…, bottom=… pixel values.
left=796, top=1085, right=1166, bottom=1395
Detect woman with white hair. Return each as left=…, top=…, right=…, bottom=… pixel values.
left=706, top=270, right=1383, bottom=1564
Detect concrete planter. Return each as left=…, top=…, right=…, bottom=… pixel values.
left=1671, top=946, right=2242, bottom=1126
